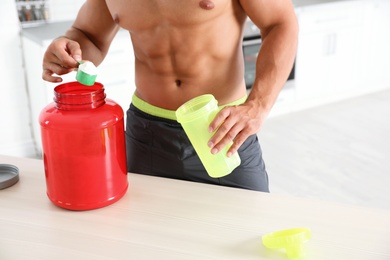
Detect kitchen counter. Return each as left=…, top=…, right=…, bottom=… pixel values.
left=21, top=21, right=73, bottom=45
left=1, top=155, right=389, bottom=259
left=22, top=20, right=129, bottom=45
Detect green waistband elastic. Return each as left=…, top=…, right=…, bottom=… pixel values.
left=132, top=93, right=247, bottom=121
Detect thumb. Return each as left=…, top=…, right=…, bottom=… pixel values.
left=66, top=41, right=82, bottom=62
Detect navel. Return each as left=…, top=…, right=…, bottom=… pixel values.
left=199, top=0, right=215, bottom=10
left=175, top=79, right=182, bottom=87
left=113, top=14, right=119, bottom=24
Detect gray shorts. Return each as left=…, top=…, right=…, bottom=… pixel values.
left=125, top=104, right=269, bottom=192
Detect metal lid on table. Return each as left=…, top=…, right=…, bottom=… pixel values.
left=0, top=164, right=19, bottom=190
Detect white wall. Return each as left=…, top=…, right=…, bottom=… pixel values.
left=0, top=0, right=36, bottom=158
left=48, top=0, right=83, bottom=22
left=0, top=0, right=83, bottom=158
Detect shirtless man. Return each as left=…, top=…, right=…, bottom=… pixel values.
left=42, top=0, right=298, bottom=191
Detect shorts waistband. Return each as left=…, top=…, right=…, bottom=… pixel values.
left=132, top=93, right=247, bottom=121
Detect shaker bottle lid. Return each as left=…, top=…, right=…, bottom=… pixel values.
left=0, top=164, right=20, bottom=190
left=262, top=227, right=312, bottom=258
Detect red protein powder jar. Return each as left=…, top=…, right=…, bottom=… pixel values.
left=39, top=82, right=128, bottom=210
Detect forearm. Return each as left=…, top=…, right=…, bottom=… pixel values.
left=247, top=20, right=298, bottom=114
left=63, top=26, right=108, bottom=66
left=61, top=0, right=119, bottom=66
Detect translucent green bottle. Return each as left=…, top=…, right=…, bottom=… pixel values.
left=176, top=94, right=241, bottom=178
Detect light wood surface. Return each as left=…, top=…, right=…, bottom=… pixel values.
left=0, top=155, right=389, bottom=260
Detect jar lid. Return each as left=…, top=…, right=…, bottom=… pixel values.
left=0, top=164, right=20, bottom=190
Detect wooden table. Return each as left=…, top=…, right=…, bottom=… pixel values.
left=1, top=155, right=389, bottom=259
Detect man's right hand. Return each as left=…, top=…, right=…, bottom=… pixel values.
left=42, top=36, right=82, bottom=83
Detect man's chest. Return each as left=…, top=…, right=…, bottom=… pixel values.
left=105, top=0, right=234, bottom=30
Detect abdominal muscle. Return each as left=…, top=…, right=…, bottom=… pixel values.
left=116, top=2, right=247, bottom=110
left=133, top=50, right=247, bottom=110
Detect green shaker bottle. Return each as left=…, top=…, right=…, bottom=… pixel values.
left=176, top=94, right=241, bottom=178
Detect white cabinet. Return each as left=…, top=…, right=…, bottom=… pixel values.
left=22, top=28, right=135, bottom=155
left=294, top=1, right=366, bottom=106
left=361, top=0, right=390, bottom=90
left=293, top=0, right=390, bottom=111
left=47, top=0, right=83, bottom=22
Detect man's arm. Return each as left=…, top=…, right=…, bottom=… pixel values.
left=208, top=0, right=298, bottom=157
left=242, top=0, right=298, bottom=113
left=42, top=0, right=119, bottom=82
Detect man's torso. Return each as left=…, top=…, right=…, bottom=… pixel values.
left=105, top=0, right=248, bottom=109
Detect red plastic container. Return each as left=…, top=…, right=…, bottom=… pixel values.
left=39, top=82, right=128, bottom=210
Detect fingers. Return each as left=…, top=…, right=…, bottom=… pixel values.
left=51, top=38, right=81, bottom=68
left=42, top=69, right=62, bottom=83
left=208, top=106, right=260, bottom=157
left=42, top=37, right=82, bottom=82
left=42, top=66, right=74, bottom=83
left=42, top=52, right=75, bottom=82
left=208, top=107, right=236, bottom=151
left=208, top=108, right=243, bottom=157
left=226, top=130, right=250, bottom=157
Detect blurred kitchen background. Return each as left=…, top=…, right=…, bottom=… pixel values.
left=1, top=0, right=389, bottom=209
